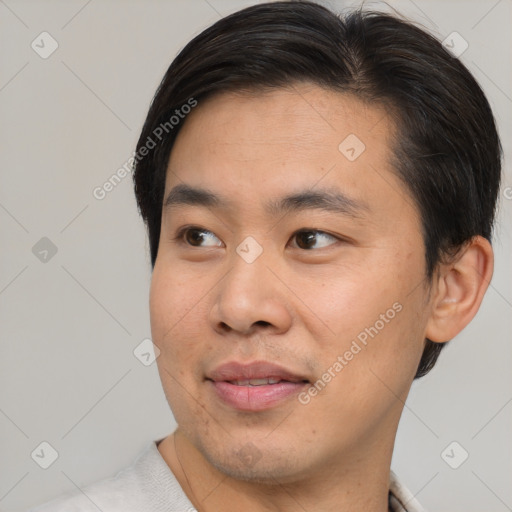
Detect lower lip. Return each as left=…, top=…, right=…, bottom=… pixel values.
left=209, top=380, right=307, bottom=411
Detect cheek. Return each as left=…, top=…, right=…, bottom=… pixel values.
left=300, top=258, right=403, bottom=342
left=150, top=263, right=216, bottom=425
left=305, top=247, right=427, bottom=375
left=149, top=263, right=212, bottom=366
left=299, top=288, right=426, bottom=449
left=150, top=265, right=179, bottom=343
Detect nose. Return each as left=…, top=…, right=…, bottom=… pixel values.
left=208, top=252, right=293, bottom=337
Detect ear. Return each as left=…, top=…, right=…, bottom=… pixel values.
left=425, top=236, right=494, bottom=343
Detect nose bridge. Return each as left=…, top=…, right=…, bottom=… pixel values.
left=222, top=246, right=271, bottom=312
left=226, top=232, right=272, bottom=291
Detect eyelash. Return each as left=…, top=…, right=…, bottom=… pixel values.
left=171, top=226, right=342, bottom=250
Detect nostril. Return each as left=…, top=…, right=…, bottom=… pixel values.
left=219, top=322, right=232, bottom=332
left=254, top=320, right=271, bottom=327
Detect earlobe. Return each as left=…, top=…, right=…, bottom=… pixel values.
left=425, top=236, right=494, bottom=343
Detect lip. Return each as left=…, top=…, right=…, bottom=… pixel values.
left=207, top=361, right=309, bottom=412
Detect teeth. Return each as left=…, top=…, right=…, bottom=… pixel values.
left=230, top=378, right=282, bottom=386
left=249, top=378, right=271, bottom=386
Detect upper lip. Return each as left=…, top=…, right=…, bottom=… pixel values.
left=207, top=361, right=309, bottom=383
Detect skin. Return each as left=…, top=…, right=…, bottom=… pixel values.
left=150, top=83, right=493, bottom=511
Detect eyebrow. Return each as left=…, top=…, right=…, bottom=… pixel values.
left=163, top=184, right=368, bottom=218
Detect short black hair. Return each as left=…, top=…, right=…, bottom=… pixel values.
left=133, top=1, right=502, bottom=379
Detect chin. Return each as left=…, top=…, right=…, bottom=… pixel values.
left=198, top=438, right=307, bottom=485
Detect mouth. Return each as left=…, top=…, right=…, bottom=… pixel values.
left=226, top=378, right=293, bottom=386
left=206, top=361, right=310, bottom=411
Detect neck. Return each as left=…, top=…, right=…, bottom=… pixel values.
left=158, top=430, right=394, bottom=512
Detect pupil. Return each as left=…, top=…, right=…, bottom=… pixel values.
left=187, top=230, right=203, bottom=245
left=298, top=232, right=315, bottom=249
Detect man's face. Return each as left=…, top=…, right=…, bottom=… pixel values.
left=150, top=84, right=432, bottom=483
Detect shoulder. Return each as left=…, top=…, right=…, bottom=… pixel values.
left=27, top=440, right=196, bottom=512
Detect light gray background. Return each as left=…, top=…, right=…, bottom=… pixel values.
left=0, top=0, right=510, bottom=511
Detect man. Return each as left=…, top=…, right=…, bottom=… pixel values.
left=30, top=1, right=501, bottom=511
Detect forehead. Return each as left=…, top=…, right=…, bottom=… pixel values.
left=169, top=84, right=393, bottom=170
left=164, top=84, right=416, bottom=226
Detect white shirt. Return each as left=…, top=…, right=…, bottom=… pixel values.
left=28, top=439, right=427, bottom=512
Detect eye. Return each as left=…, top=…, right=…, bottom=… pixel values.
left=290, top=229, right=339, bottom=250
left=174, top=227, right=223, bottom=247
